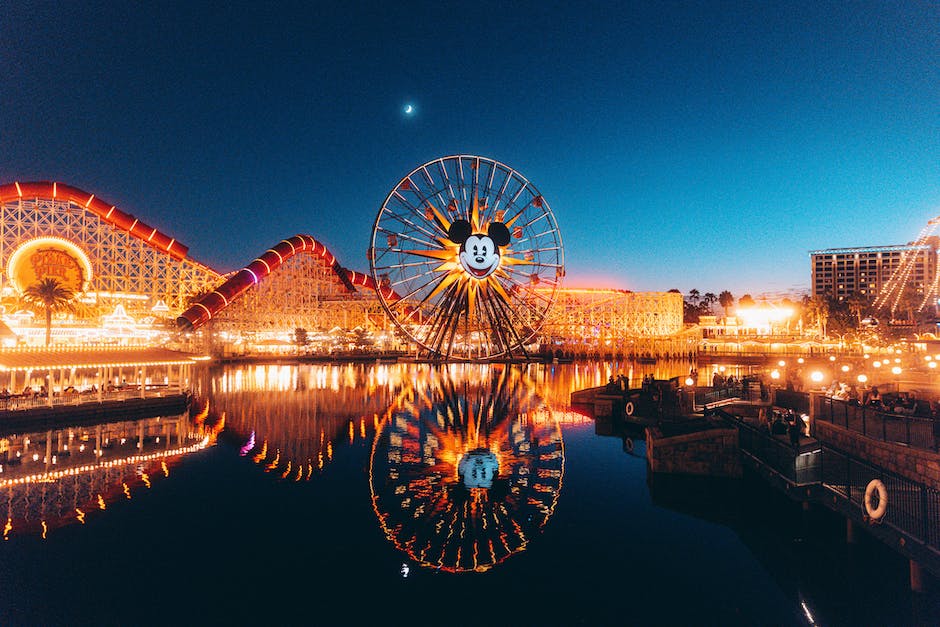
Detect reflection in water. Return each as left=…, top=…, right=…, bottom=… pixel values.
left=205, top=363, right=406, bottom=478
left=522, top=358, right=694, bottom=407
left=369, top=366, right=564, bottom=573
left=0, top=403, right=223, bottom=539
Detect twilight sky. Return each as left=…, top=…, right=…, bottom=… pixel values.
left=2, top=1, right=937, bottom=298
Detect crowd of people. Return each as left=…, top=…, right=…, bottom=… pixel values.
left=825, top=381, right=938, bottom=418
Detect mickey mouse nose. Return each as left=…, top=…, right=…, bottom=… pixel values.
left=475, top=257, right=485, bottom=263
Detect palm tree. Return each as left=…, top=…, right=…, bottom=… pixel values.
left=812, top=294, right=830, bottom=339
left=895, top=285, right=921, bottom=323
left=718, top=291, right=734, bottom=317
left=22, top=278, right=75, bottom=346
left=702, top=292, right=718, bottom=315
left=846, top=294, right=866, bottom=327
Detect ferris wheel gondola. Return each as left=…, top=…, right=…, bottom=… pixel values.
left=369, top=155, right=564, bottom=360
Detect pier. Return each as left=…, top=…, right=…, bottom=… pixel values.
left=573, top=379, right=940, bottom=589
left=712, top=390, right=940, bottom=589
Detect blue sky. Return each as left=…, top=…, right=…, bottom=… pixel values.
left=2, top=1, right=937, bottom=299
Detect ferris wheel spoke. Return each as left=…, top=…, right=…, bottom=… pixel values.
left=501, top=276, right=555, bottom=311
left=455, top=157, right=468, bottom=204
left=389, top=195, right=450, bottom=239
left=489, top=169, right=512, bottom=213
left=436, top=161, right=458, bottom=205
left=381, top=209, right=444, bottom=242
left=504, top=200, right=536, bottom=229
left=376, top=227, right=442, bottom=252
left=425, top=282, right=464, bottom=355
left=511, top=245, right=562, bottom=254
left=476, top=291, right=509, bottom=355
left=489, top=290, right=525, bottom=352
left=371, top=155, right=563, bottom=360
left=373, top=258, right=439, bottom=271
left=471, top=159, right=482, bottom=207
left=521, top=212, right=551, bottom=229
left=483, top=162, right=497, bottom=201
left=503, top=282, right=550, bottom=319
left=484, top=287, right=528, bottom=352
left=528, top=227, right=559, bottom=240
left=386, top=269, right=446, bottom=305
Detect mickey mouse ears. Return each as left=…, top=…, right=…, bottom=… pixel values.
left=448, top=219, right=510, bottom=246
left=448, top=219, right=473, bottom=244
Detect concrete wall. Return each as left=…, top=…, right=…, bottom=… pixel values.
left=646, top=427, right=742, bottom=478
left=815, top=420, right=940, bottom=490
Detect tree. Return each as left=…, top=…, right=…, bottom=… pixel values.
left=351, top=327, right=374, bottom=350
left=846, top=294, right=866, bottom=327
left=22, top=278, right=75, bottom=346
left=895, top=285, right=921, bottom=323
left=812, top=294, right=830, bottom=339
left=294, top=328, right=309, bottom=352
left=688, top=289, right=701, bottom=306
left=718, top=291, right=734, bottom=317
left=738, top=294, right=755, bottom=308
left=702, top=292, right=718, bottom=315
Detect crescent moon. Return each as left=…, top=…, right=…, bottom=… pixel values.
left=404, top=104, right=414, bottom=115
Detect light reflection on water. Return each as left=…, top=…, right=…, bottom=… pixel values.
left=368, top=366, right=564, bottom=572
left=0, top=359, right=936, bottom=626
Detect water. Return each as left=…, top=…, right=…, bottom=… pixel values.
left=0, top=361, right=937, bottom=625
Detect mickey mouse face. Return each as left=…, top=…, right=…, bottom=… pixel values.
left=448, top=219, right=511, bottom=280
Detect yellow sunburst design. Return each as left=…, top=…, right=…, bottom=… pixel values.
left=400, top=193, right=526, bottom=329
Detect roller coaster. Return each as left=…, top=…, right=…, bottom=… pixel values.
left=872, top=216, right=940, bottom=318
left=0, top=178, right=684, bottom=354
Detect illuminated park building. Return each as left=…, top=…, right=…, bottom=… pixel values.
left=810, top=241, right=938, bottom=303
left=0, top=181, right=685, bottom=350
left=0, top=182, right=388, bottom=348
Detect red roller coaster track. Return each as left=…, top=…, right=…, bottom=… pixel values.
left=0, top=181, right=398, bottom=332
left=0, top=181, right=188, bottom=261
left=176, top=235, right=399, bottom=331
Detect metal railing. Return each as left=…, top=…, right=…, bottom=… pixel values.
left=695, top=384, right=742, bottom=407
left=821, top=446, right=940, bottom=552
left=773, top=389, right=810, bottom=414
left=0, top=385, right=181, bottom=412
left=814, top=396, right=939, bottom=452
left=716, top=407, right=821, bottom=485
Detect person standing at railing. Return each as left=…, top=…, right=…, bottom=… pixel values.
left=788, top=415, right=801, bottom=447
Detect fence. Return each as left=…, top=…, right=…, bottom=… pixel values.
left=814, top=396, right=938, bottom=452
left=0, top=385, right=177, bottom=413
left=773, top=389, right=810, bottom=414
left=714, top=407, right=821, bottom=485
left=821, top=446, right=940, bottom=552
left=695, top=384, right=741, bottom=407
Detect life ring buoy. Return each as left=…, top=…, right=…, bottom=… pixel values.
left=624, top=401, right=635, bottom=416
left=623, top=437, right=634, bottom=453
left=864, top=479, right=888, bottom=522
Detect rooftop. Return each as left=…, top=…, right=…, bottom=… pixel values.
left=0, top=347, right=206, bottom=372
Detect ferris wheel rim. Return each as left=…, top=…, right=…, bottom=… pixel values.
left=368, top=154, right=564, bottom=360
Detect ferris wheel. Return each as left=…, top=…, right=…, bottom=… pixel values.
left=369, top=155, right=564, bottom=360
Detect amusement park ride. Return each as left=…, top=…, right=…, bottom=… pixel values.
left=0, top=159, right=689, bottom=357
left=369, top=155, right=564, bottom=360
left=873, top=216, right=940, bottom=320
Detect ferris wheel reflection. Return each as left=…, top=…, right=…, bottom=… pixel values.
left=369, top=366, right=565, bottom=573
